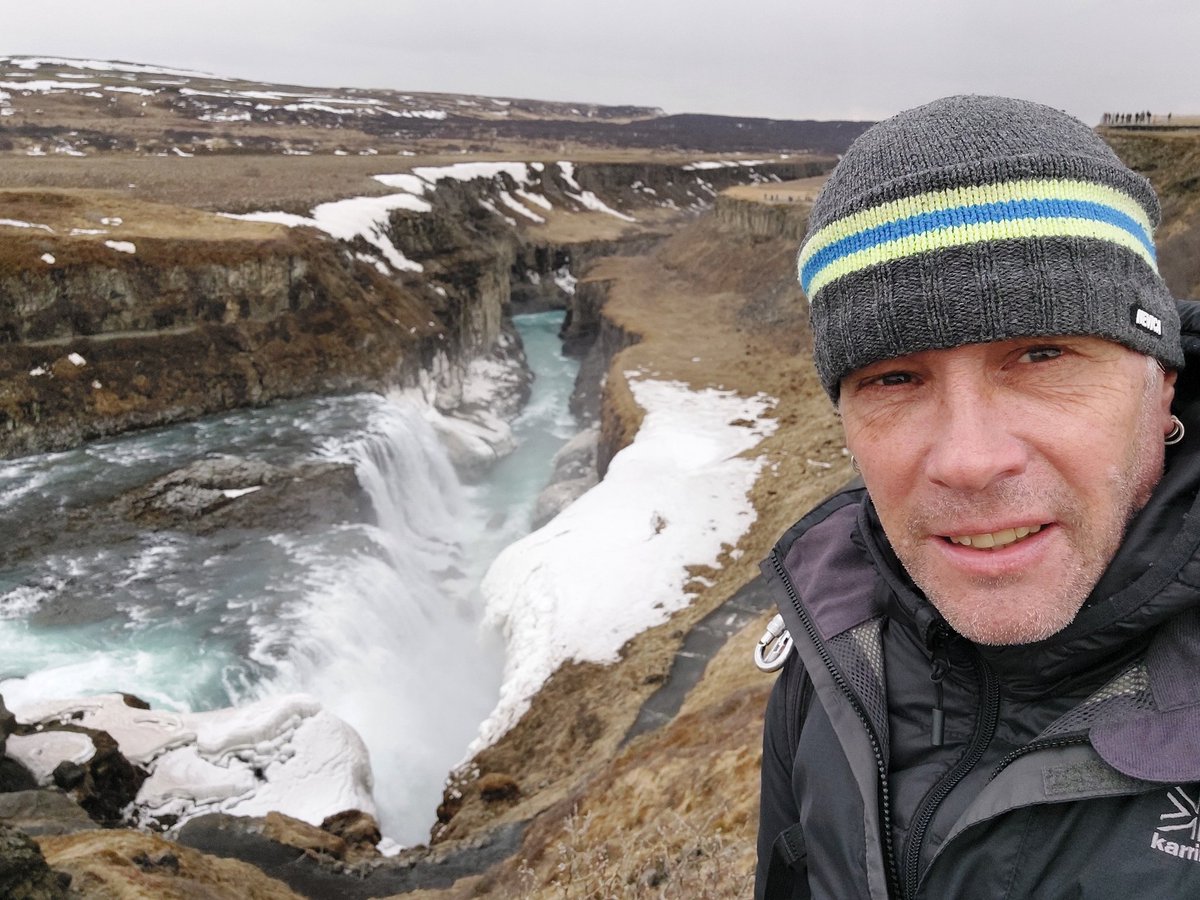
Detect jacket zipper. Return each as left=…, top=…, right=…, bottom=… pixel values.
left=990, top=734, right=1089, bottom=780
left=928, top=628, right=950, bottom=748
left=902, top=634, right=1000, bottom=900
left=770, top=549, right=902, bottom=898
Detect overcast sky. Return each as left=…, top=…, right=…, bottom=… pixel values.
left=4, top=1, right=1197, bottom=125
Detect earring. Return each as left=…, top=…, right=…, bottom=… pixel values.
left=1166, top=415, right=1185, bottom=446
left=850, top=454, right=861, bottom=472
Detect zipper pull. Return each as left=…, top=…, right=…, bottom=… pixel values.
left=928, top=628, right=950, bottom=747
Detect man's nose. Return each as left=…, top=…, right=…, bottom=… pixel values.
left=923, top=389, right=1028, bottom=491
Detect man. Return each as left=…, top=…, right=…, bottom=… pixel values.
left=755, top=95, right=1200, bottom=899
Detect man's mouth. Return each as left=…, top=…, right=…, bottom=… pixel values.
left=945, top=524, right=1043, bottom=550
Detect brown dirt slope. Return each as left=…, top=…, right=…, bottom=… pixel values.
left=1102, top=127, right=1200, bottom=299
left=38, top=830, right=303, bottom=899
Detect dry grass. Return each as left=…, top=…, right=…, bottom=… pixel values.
left=0, top=187, right=283, bottom=237
left=1104, top=129, right=1200, bottom=298
left=38, top=830, right=304, bottom=899
left=0, top=154, right=431, bottom=214
left=514, top=809, right=754, bottom=899
left=0, top=188, right=302, bottom=281
left=0, top=148, right=755, bottom=215
left=723, top=175, right=826, bottom=204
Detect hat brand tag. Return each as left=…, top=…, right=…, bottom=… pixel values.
left=1132, top=306, right=1163, bottom=336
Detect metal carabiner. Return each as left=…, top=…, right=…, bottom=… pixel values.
left=754, top=613, right=794, bottom=672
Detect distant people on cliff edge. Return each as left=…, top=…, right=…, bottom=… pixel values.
left=1102, top=109, right=1166, bottom=125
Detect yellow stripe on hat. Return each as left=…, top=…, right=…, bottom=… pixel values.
left=798, top=179, right=1157, bottom=299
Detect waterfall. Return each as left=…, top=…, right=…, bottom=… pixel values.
left=0, top=312, right=578, bottom=847
left=249, top=393, right=505, bottom=845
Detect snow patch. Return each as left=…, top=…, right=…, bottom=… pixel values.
left=2, top=57, right=227, bottom=80
left=516, top=188, right=552, bottom=211
left=412, top=162, right=534, bottom=185
left=553, top=267, right=577, bottom=295
left=478, top=199, right=517, bottom=227
left=224, top=191, right=431, bottom=274
left=220, top=486, right=262, bottom=500
left=105, top=85, right=157, bottom=97
left=104, top=240, right=136, bottom=254
left=471, top=378, right=777, bottom=748
left=681, top=159, right=772, bottom=171
left=7, top=731, right=95, bottom=783
left=0, top=80, right=101, bottom=92
left=373, top=173, right=428, bottom=195
left=498, top=191, right=544, bottom=223
left=557, top=161, right=636, bottom=222
left=0, top=219, right=53, bottom=232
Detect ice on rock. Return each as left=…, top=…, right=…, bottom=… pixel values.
left=6, top=730, right=96, bottom=784
left=12, top=693, right=375, bottom=828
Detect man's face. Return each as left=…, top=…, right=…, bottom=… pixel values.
left=839, top=337, right=1176, bottom=645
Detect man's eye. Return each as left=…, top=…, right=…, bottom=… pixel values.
left=1020, top=346, right=1063, bottom=364
left=874, top=372, right=913, bottom=386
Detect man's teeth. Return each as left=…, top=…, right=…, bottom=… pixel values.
left=948, top=524, right=1042, bottom=549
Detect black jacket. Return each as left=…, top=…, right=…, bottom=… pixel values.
left=756, top=302, right=1200, bottom=899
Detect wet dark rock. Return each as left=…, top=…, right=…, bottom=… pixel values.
left=113, top=454, right=371, bottom=534
left=10, top=726, right=146, bottom=827
left=0, top=452, right=371, bottom=612
left=531, top=426, right=599, bottom=528
left=132, top=849, right=181, bottom=874
left=179, top=812, right=528, bottom=898
left=0, top=790, right=98, bottom=836
left=0, top=694, right=15, bottom=756
left=75, top=731, right=145, bottom=826
left=0, top=756, right=37, bottom=793
left=531, top=477, right=597, bottom=529
left=0, top=823, right=71, bottom=898
left=51, top=761, right=86, bottom=792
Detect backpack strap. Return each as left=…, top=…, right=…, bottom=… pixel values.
left=763, top=823, right=811, bottom=900
left=761, top=655, right=815, bottom=899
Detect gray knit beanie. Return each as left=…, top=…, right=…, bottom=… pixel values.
left=799, top=94, right=1182, bottom=399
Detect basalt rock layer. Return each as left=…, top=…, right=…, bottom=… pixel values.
left=0, top=196, right=444, bottom=458
left=0, top=159, right=823, bottom=460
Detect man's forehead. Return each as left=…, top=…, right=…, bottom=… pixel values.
left=843, top=335, right=1144, bottom=378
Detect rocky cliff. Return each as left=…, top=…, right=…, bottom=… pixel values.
left=712, top=193, right=810, bottom=241
left=1103, top=127, right=1200, bottom=299
left=0, top=158, right=823, bottom=459
left=0, top=195, right=443, bottom=458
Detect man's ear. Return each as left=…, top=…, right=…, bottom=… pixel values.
left=1162, top=366, right=1178, bottom=431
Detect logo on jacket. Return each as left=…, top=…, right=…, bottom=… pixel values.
left=1151, top=786, right=1200, bottom=861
